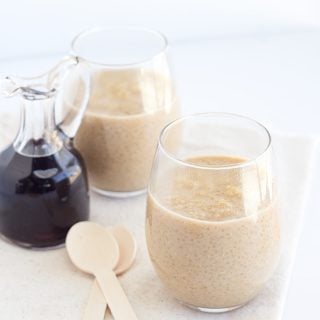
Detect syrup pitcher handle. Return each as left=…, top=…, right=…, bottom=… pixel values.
left=51, top=56, right=91, bottom=139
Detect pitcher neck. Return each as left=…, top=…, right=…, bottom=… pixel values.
left=14, top=96, right=63, bottom=157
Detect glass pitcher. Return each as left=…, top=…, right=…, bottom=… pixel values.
left=0, top=57, right=90, bottom=249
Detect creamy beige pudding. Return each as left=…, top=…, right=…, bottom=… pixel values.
left=75, top=69, right=179, bottom=192
left=146, top=155, right=281, bottom=309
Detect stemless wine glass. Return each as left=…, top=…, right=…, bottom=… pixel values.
left=71, top=26, right=179, bottom=197
left=146, top=113, right=281, bottom=313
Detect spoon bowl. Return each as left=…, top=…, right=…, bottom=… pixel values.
left=66, top=221, right=119, bottom=274
left=110, top=226, right=137, bottom=275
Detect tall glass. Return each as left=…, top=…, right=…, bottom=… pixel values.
left=71, top=26, right=179, bottom=197
left=146, top=113, right=281, bottom=312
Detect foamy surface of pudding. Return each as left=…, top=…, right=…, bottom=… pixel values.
left=75, top=69, right=179, bottom=192
left=146, top=155, right=281, bottom=309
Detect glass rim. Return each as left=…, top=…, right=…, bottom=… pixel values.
left=158, top=112, right=272, bottom=170
left=71, top=25, right=168, bottom=68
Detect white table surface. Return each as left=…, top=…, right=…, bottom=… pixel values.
left=0, top=27, right=320, bottom=319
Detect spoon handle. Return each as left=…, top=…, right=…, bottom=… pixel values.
left=83, top=280, right=106, bottom=320
left=96, top=270, right=138, bottom=320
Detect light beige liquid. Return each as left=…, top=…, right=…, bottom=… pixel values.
left=75, top=69, right=179, bottom=192
left=146, top=156, right=280, bottom=309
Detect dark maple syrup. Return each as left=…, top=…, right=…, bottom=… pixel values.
left=0, top=143, right=89, bottom=248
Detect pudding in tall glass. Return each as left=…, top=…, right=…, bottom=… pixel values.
left=72, top=27, right=179, bottom=197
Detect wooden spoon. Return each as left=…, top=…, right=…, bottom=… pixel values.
left=83, top=226, right=137, bottom=320
left=66, top=222, right=138, bottom=320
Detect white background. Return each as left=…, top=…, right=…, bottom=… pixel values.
left=0, top=0, right=320, bottom=60
left=1, top=1, right=320, bottom=319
